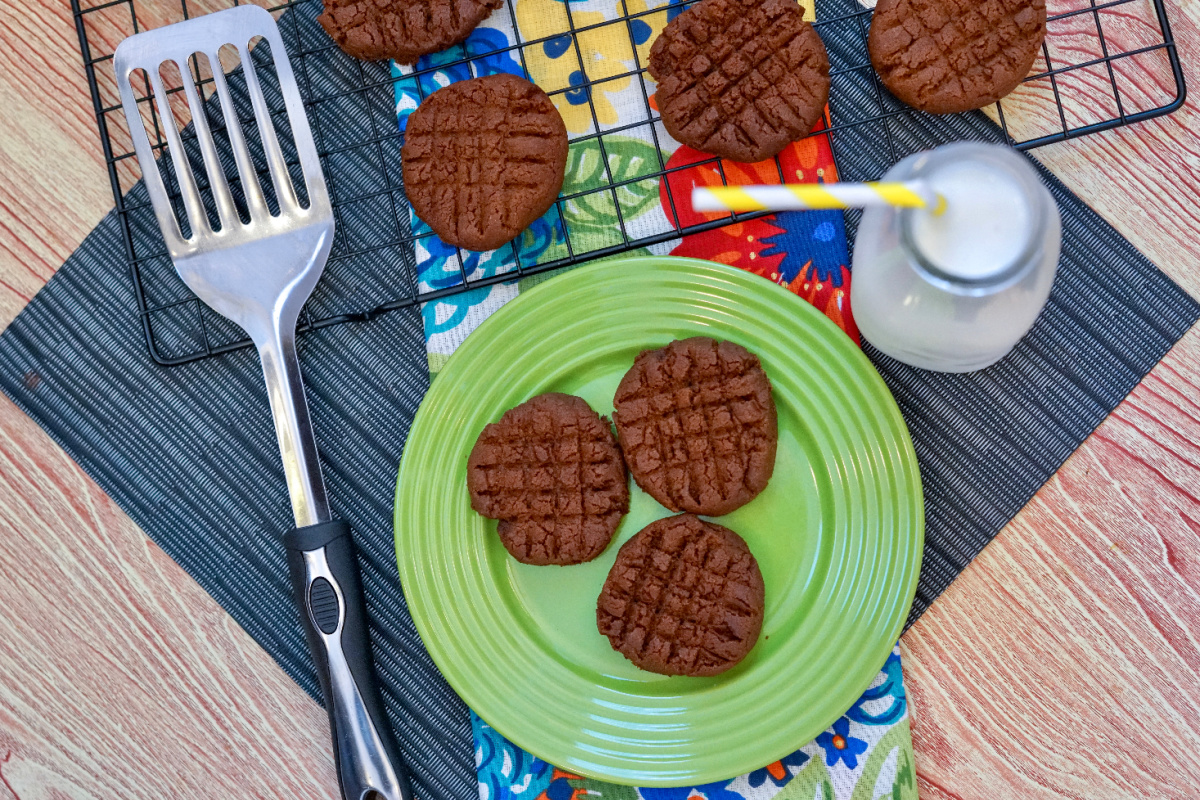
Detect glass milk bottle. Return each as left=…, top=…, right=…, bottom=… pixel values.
left=851, top=142, right=1061, bottom=373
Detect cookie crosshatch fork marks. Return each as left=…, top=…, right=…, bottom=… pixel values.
left=596, top=514, right=765, bottom=677
left=72, top=0, right=1184, bottom=366
left=649, top=0, right=831, bottom=162
left=614, top=338, right=777, bottom=517
left=868, top=0, right=1047, bottom=114
left=467, top=393, right=628, bottom=566
left=401, top=73, right=568, bottom=252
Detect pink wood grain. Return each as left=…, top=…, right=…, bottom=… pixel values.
left=905, top=333, right=1200, bottom=797
left=0, top=391, right=338, bottom=797
left=0, top=0, right=1197, bottom=797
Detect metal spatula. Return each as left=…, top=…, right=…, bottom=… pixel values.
left=114, top=8, right=410, bottom=800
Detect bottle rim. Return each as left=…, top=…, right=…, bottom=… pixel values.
left=896, top=142, right=1049, bottom=298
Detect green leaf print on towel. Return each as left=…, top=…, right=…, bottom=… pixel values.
left=849, top=720, right=917, bottom=800
left=560, top=136, right=665, bottom=253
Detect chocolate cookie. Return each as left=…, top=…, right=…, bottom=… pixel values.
left=401, top=74, right=568, bottom=252
left=318, top=0, right=503, bottom=64
left=613, top=337, right=777, bottom=517
left=467, top=393, right=629, bottom=565
left=869, top=0, right=1047, bottom=114
left=647, top=0, right=830, bottom=163
left=597, top=514, right=765, bottom=677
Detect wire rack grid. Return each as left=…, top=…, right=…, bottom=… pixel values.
left=72, top=0, right=1186, bottom=366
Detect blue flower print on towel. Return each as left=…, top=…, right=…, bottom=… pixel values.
left=474, top=712, right=554, bottom=800
left=815, top=717, right=869, bottom=770
left=845, top=649, right=907, bottom=727
left=414, top=206, right=566, bottom=338
left=393, top=27, right=527, bottom=131
left=746, top=749, right=811, bottom=790
left=640, top=781, right=744, bottom=800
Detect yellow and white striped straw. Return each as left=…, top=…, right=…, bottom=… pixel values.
left=693, top=182, right=947, bottom=216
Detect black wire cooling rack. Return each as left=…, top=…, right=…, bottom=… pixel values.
left=73, top=0, right=1186, bottom=365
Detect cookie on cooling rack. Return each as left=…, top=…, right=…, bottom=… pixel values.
left=467, top=393, right=629, bottom=566
left=869, top=0, right=1047, bottom=114
left=613, top=337, right=777, bottom=517
left=648, top=0, right=830, bottom=163
left=319, top=0, right=503, bottom=64
left=597, top=514, right=765, bottom=677
left=401, top=74, right=568, bottom=252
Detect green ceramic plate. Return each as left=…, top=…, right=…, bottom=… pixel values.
left=394, top=257, right=923, bottom=786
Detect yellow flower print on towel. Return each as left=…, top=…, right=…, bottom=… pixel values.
left=516, top=0, right=634, bottom=133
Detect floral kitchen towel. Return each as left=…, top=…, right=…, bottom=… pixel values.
left=392, top=2, right=913, bottom=797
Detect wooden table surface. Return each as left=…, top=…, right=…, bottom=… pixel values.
left=1, top=0, right=1198, bottom=797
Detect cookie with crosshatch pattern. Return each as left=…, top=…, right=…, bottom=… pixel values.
left=318, top=0, right=503, bottom=64
left=597, top=514, right=765, bottom=676
left=648, top=0, right=830, bottom=163
left=467, top=392, right=629, bottom=565
left=869, top=0, right=1047, bottom=114
left=613, top=337, right=777, bottom=516
left=401, top=74, right=568, bottom=251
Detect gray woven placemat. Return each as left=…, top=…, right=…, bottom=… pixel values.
left=1, top=1, right=1195, bottom=797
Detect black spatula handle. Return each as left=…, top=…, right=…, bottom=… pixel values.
left=285, top=521, right=412, bottom=800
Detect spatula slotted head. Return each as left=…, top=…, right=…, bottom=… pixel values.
left=113, top=6, right=333, bottom=339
